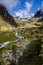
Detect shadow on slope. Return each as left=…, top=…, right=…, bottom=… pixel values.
left=0, top=4, right=18, bottom=27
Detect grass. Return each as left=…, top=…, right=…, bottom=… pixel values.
left=0, top=26, right=43, bottom=65
left=0, top=12, right=43, bottom=65
left=0, top=31, right=18, bottom=43
left=0, top=16, right=15, bottom=31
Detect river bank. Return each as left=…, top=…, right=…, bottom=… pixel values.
left=0, top=32, right=24, bottom=49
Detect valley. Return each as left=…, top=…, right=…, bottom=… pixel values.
left=0, top=26, right=43, bottom=65
left=0, top=4, right=43, bottom=65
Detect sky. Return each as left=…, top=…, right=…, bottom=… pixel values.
left=0, top=0, right=43, bottom=18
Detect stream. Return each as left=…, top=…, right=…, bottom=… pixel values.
left=0, top=32, right=24, bottom=49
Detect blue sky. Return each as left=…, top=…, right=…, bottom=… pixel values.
left=0, top=0, right=43, bottom=18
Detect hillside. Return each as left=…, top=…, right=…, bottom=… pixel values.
left=0, top=5, right=43, bottom=65
left=0, top=16, right=15, bottom=31
left=14, top=9, right=43, bottom=28
left=30, top=9, right=43, bottom=27
left=0, top=4, right=18, bottom=31
left=0, top=4, right=43, bottom=31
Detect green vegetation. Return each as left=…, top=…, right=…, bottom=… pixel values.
left=0, top=5, right=43, bottom=65
left=18, top=39, right=42, bottom=65
left=0, top=15, right=43, bottom=65
left=0, top=26, right=43, bottom=65
left=0, top=31, right=18, bottom=43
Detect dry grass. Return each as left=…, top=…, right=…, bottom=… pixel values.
left=0, top=16, right=15, bottom=31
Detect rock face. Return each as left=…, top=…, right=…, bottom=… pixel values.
left=34, top=9, right=43, bottom=22
left=0, top=4, right=18, bottom=27
left=34, top=9, right=43, bottom=18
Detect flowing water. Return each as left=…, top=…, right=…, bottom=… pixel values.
left=0, top=32, right=24, bottom=49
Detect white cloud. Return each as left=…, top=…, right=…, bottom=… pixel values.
left=15, top=2, right=33, bottom=18
left=28, top=13, right=34, bottom=19
left=31, top=13, right=34, bottom=16
left=0, top=0, right=20, bottom=9
left=37, top=8, right=40, bottom=11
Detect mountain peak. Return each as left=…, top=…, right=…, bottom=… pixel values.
left=34, top=9, right=43, bottom=18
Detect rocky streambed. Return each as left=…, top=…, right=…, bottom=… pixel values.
left=0, top=32, right=27, bottom=65
left=0, top=38, right=29, bottom=65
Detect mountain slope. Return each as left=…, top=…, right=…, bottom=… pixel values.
left=0, top=4, right=18, bottom=31
left=31, top=9, right=43, bottom=23
left=34, top=9, right=43, bottom=18
left=0, top=16, right=15, bottom=31
left=34, top=9, right=43, bottom=22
